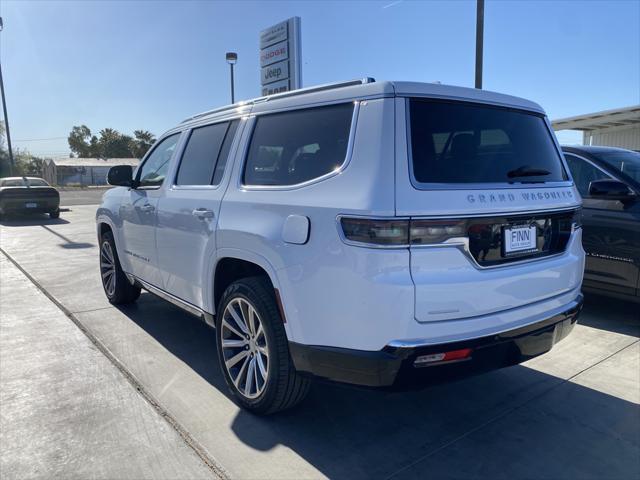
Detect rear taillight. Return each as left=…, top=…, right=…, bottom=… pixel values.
left=340, top=217, right=409, bottom=246
left=409, top=219, right=467, bottom=245
left=340, top=217, right=468, bottom=247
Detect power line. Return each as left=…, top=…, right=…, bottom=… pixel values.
left=13, top=136, right=67, bottom=142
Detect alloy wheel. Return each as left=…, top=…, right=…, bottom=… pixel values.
left=100, top=241, right=116, bottom=297
left=220, top=297, right=269, bottom=399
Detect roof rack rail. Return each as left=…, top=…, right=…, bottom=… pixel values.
left=181, top=77, right=375, bottom=124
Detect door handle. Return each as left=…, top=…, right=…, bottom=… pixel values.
left=192, top=208, right=214, bottom=219
left=140, top=204, right=155, bottom=212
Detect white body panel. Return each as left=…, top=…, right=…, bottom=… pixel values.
left=97, top=80, right=585, bottom=354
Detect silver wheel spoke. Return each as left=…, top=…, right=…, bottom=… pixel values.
left=228, top=302, right=249, bottom=335
left=247, top=306, right=257, bottom=336
left=102, top=269, right=114, bottom=279
left=225, top=350, right=249, bottom=369
left=221, top=319, right=245, bottom=340
left=233, top=356, right=250, bottom=389
left=256, top=351, right=267, bottom=379
left=257, top=345, right=268, bottom=358
left=222, top=338, right=247, bottom=348
left=245, top=357, right=256, bottom=395
left=255, top=323, right=264, bottom=340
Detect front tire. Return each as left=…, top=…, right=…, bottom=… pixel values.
left=100, top=231, right=141, bottom=304
left=216, top=276, right=310, bottom=414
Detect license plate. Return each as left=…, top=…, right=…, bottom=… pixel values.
left=504, top=225, right=537, bottom=254
left=25, top=202, right=38, bottom=208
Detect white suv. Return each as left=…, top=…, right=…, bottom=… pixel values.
left=97, top=79, right=585, bottom=414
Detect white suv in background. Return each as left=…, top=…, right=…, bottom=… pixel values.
left=97, top=79, right=585, bottom=414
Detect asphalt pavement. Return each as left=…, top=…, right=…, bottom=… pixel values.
left=0, top=204, right=638, bottom=479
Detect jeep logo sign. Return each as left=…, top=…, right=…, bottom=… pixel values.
left=262, top=60, right=289, bottom=85
left=259, top=17, right=301, bottom=94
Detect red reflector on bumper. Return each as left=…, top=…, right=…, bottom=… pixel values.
left=414, top=348, right=473, bottom=366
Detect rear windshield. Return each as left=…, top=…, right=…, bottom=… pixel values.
left=409, top=100, right=567, bottom=185
left=592, top=150, right=640, bottom=183
left=28, top=178, right=49, bottom=186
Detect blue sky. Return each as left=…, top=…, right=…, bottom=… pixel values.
left=2, top=0, right=639, bottom=157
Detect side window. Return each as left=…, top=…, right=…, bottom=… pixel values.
left=211, top=120, right=239, bottom=185
left=243, top=103, right=354, bottom=186
left=176, top=123, right=228, bottom=186
left=138, top=134, right=180, bottom=188
left=564, top=154, right=612, bottom=196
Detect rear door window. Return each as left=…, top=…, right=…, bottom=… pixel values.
left=176, top=122, right=228, bottom=186
left=243, top=103, right=354, bottom=186
left=409, top=100, right=567, bottom=185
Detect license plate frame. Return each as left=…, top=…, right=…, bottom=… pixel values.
left=503, top=224, right=538, bottom=256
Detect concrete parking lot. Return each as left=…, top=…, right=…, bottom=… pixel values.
left=1, top=203, right=639, bottom=479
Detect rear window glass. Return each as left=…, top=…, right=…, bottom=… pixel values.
left=243, top=103, right=354, bottom=186
left=409, top=100, right=567, bottom=184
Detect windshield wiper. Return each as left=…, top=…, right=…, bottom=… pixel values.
left=507, top=165, right=551, bottom=179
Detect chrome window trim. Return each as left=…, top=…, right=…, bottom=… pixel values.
left=239, top=101, right=360, bottom=191
left=404, top=98, right=574, bottom=191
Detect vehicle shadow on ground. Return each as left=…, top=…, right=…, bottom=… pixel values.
left=0, top=214, right=70, bottom=227
left=119, top=293, right=639, bottom=479
left=580, top=293, right=640, bottom=337
left=0, top=215, right=94, bottom=249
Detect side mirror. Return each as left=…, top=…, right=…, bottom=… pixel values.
left=107, top=165, right=136, bottom=187
left=588, top=179, right=635, bottom=201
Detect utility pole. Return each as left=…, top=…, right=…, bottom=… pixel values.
left=475, top=0, right=484, bottom=89
left=0, top=17, right=15, bottom=175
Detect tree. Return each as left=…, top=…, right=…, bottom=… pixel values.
left=68, top=125, right=93, bottom=157
left=66, top=125, right=154, bottom=159
left=131, top=130, right=155, bottom=158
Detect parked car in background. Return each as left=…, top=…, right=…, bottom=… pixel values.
left=97, top=79, right=584, bottom=414
left=562, top=146, right=639, bottom=302
left=0, top=177, right=61, bottom=219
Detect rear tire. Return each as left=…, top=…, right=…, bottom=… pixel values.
left=49, top=209, right=60, bottom=219
left=100, top=230, right=141, bottom=304
left=216, top=276, right=310, bottom=414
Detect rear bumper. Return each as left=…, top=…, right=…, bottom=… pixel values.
left=289, top=293, right=583, bottom=388
left=0, top=199, right=59, bottom=214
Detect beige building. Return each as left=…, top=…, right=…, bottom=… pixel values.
left=552, top=105, right=640, bottom=151
left=42, top=158, right=139, bottom=186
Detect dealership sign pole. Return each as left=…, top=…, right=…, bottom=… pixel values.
left=259, top=17, right=302, bottom=96
left=0, top=17, right=14, bottom=175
